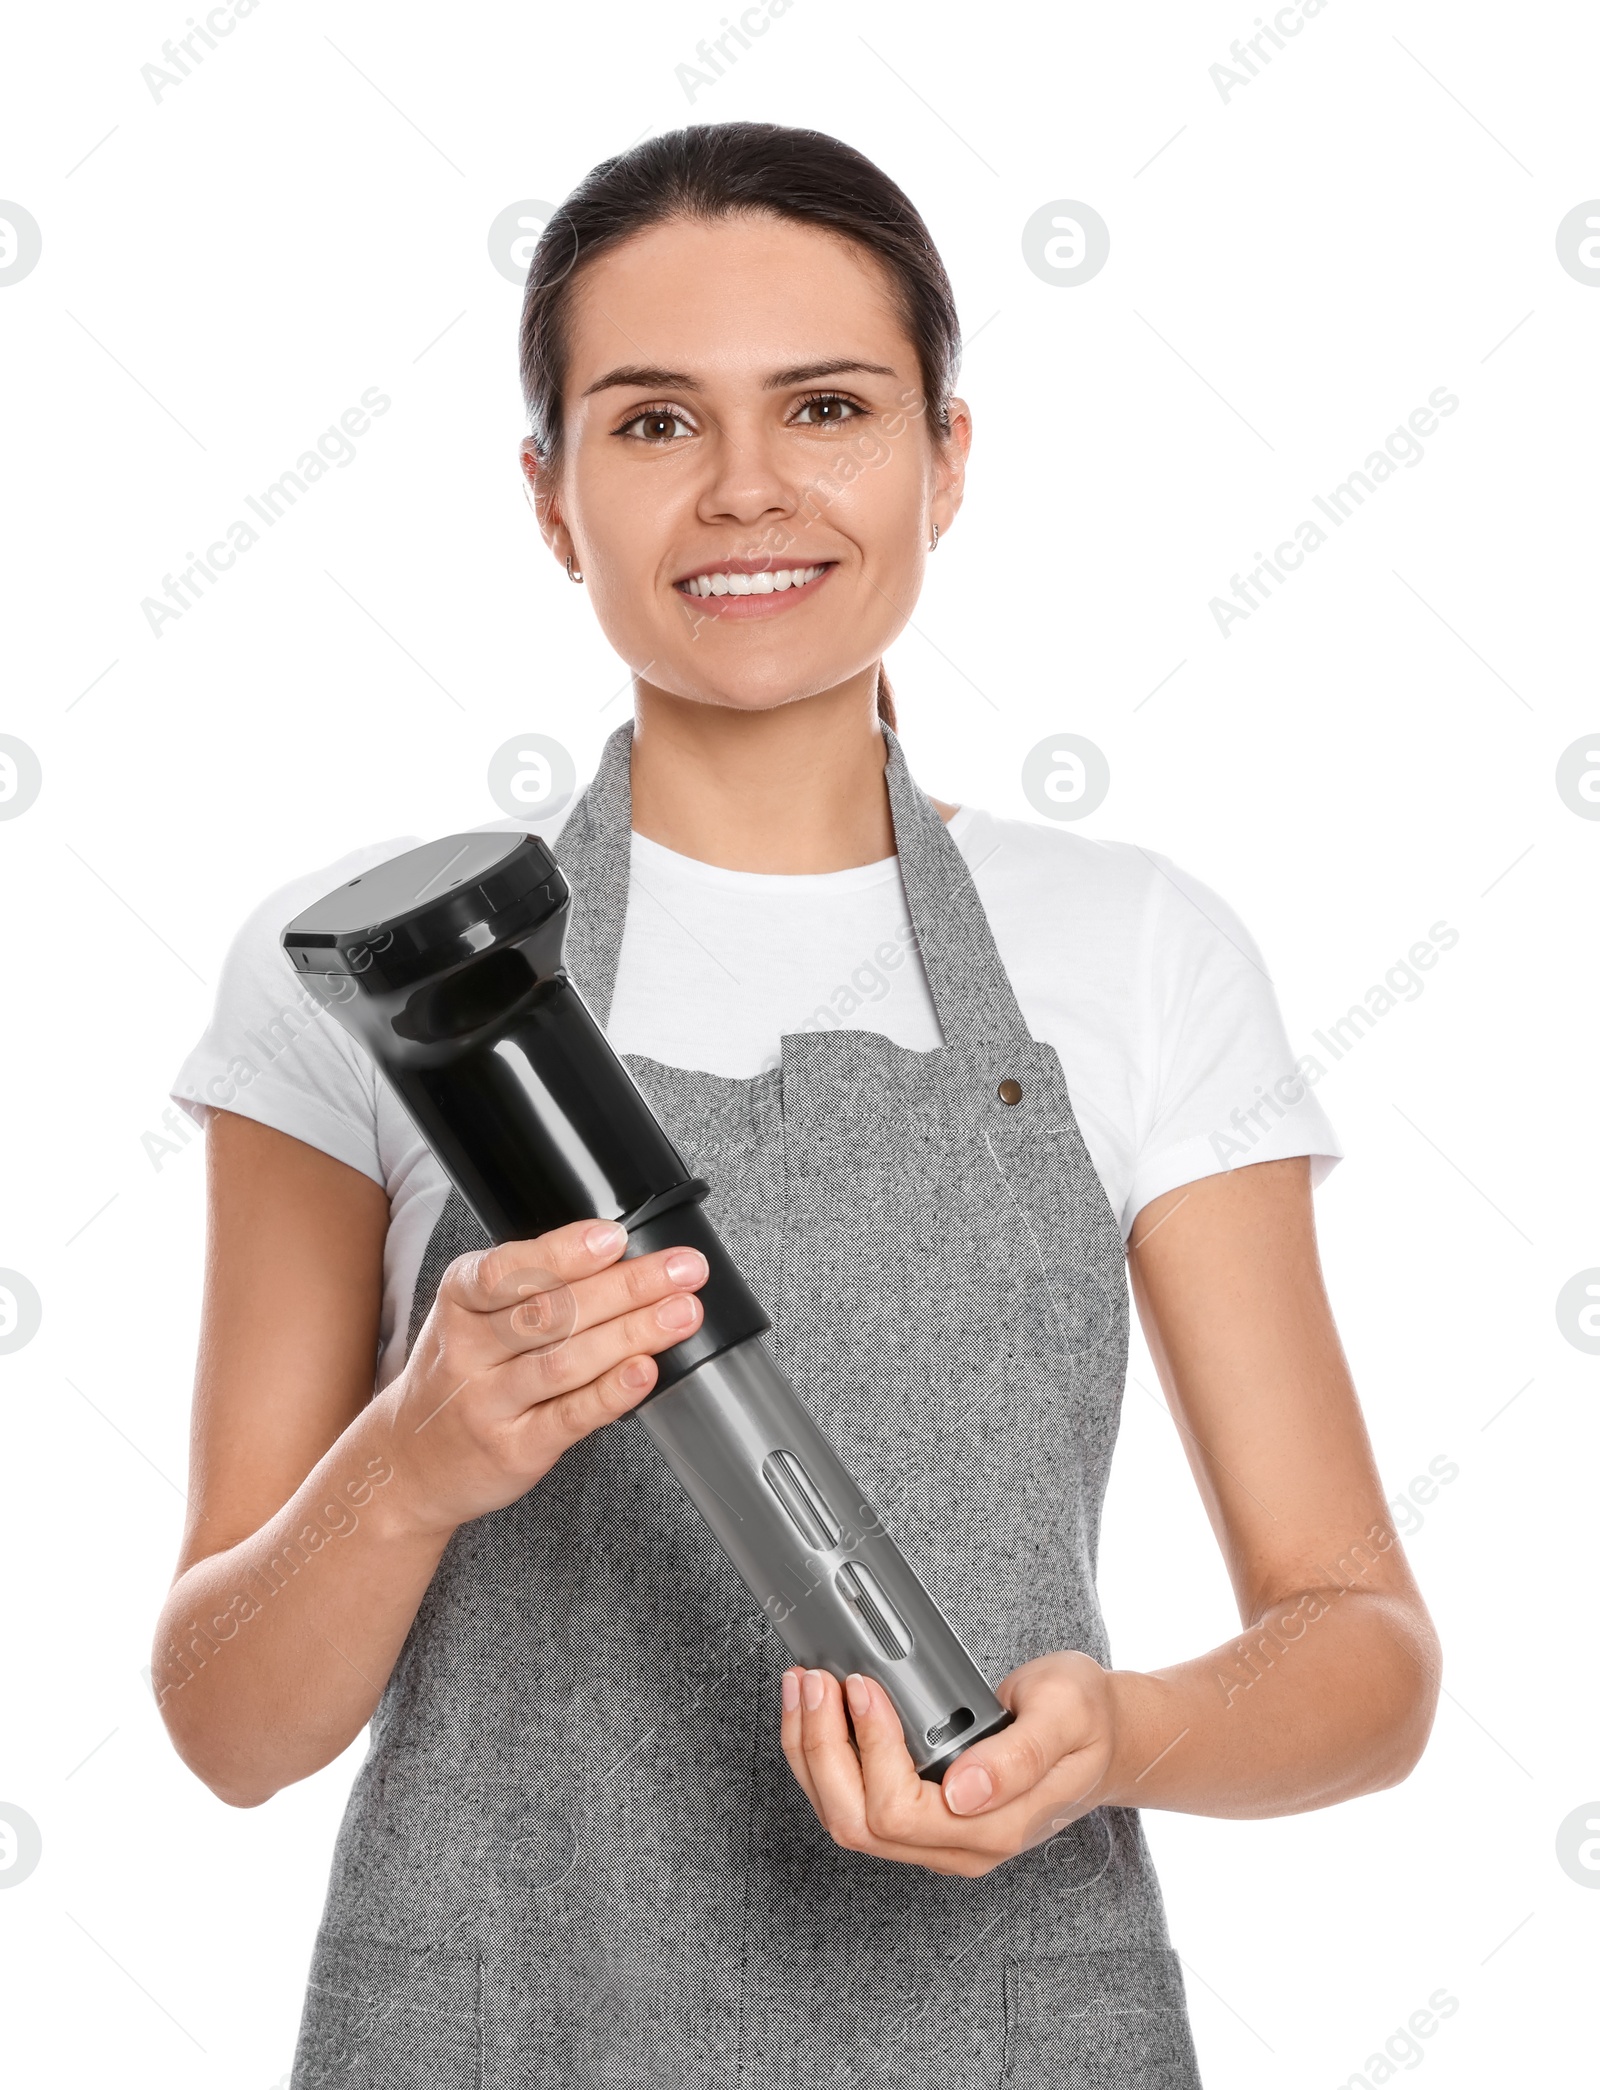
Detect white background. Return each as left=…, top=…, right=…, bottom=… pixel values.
left=2, top=0, right=1596, bottom=2082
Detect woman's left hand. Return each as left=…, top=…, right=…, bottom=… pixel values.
left=778, top=1651, right=1120, bottom=1876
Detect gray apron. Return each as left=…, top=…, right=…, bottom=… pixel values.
left=290, top=719, right=1205, bottom=2089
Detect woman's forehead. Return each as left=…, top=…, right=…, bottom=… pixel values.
left=564, top=215, right=910, bottom=385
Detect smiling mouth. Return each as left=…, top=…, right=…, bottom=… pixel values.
left=674, top=562, right=834, bottom=599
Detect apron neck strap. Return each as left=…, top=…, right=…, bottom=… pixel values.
left=550, top=716, right=1030, bottom=1056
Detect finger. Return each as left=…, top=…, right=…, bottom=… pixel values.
left=844, top=1673, right=932, bottom=1847
left=502, top=1346, right=665, bottom=1458
left=778, top=1666, right=824, bottom=1818
left=441, top=1218, right=633, bottom=1319
left=797, top=1668, right=874, bottom=1847
left=483, top=1242, right=709, bottom=1360
left=938, top=1656, right=1081, bottom=1819
left=801, top=1673, right=1005, bottom=1876
left=494, top=1288, right=706, bottom=1418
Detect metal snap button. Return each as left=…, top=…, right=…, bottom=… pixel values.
left=997, top=1078, right=1023, bottom=1105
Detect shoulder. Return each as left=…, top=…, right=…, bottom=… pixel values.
left=952, top=804, right=1259, bottom=968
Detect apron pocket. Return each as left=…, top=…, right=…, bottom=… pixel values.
left=292, top=1929, right=482, bottom=2089
left=1002, top=1946, right=1202, bottom=2088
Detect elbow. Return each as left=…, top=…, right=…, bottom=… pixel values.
left=162, top=1719, right=282, bottom=1810
left=154, top=1686, right=283, bottom=1811
left=214, top=1782, right=276, bottom=1812
left=1361, top=1603, right=1444, bottom=1796
left=197, top=1771, right=275, bottom=1810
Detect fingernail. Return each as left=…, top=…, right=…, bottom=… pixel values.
left=664, top=1248, right=707, bottom=1284
left=657, top=1294, right=699, bottom=1330
left=620, top=1359, right=653, bottom=1390
left=944, top=1764, right=993, bottom=1814
left=803, top=1669, right=825, bottom=1711
left=845, top=1673, right=870, bottom=1718
left=781, top=1669, right=800, bottom=1713
left=585, top=1221, right=625, bottom=1253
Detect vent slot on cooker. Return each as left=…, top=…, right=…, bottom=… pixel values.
left=926, top=1706, right=975, bottom=1749
left=835, top=1562, right=912, bottom=1662
left=761, top=1449, right=842, bottom=1552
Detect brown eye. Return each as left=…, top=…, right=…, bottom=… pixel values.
left=618, top=408, right=693, bottom=442
left=793, top=394, right=861, bottom=427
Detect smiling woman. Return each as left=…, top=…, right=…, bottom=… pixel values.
left=156, top=119, right=1440, bottom=2090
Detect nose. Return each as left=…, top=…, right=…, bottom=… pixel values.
left=694, top=416, right=799, bottom=546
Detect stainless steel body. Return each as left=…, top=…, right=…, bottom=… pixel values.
left=639, top=1332, right=1011, bottom=1780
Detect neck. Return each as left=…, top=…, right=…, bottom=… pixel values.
left=627, top=670, right=956, bottom=873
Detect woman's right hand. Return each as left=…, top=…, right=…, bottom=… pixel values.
left=379, top=1218, right=708, bottom=1537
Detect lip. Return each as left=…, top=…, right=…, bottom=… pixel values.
left=673, top=559, right=838, bottom=621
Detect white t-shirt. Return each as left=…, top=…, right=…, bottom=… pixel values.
left=169, top=797, right=1342, bottom=1394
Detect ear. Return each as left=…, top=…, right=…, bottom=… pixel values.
left=519, top=436, right=573, bottom=567
left=929, top=395, right=972, bottom=540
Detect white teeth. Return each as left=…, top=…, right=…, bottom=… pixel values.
left=682, top=565, right=827, bottom=598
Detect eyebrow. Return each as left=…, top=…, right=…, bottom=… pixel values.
left=579, top=357, right=898, bottom=398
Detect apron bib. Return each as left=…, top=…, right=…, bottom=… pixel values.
left=290, top=720, right=1205, bottom=2088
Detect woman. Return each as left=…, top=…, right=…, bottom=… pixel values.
left=155, top=122, right=1440, bottom=2087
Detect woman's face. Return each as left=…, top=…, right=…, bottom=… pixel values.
left=526, top=211, right=969, bottom=713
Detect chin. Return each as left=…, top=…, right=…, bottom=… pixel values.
left=645, top=658, right=854, bottom=713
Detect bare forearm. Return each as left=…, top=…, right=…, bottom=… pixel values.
left=1100, top=1587, right=1441, bottom=1819
left=153, top=1397, right=448, bottom=1807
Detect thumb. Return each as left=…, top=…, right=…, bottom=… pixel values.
left=940, top=1656, right=1093, bottom=1815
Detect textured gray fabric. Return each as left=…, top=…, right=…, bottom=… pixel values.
left=290, top=720, right=1204, bottom=2088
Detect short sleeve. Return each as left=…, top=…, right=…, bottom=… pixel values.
left=168, top=836, right=422, bottom=1186
left=1122, top=848, right=1343, bottom=1234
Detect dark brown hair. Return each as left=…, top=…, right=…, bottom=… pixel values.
left=518, top=121, right=963, bottom=732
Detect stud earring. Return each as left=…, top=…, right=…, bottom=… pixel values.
left=565, top=552, right=584, bottom=584
left=928, top=522, right=940, bottom=552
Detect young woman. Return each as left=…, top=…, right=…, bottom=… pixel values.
left=155, top=122, right=1441, bottom=2088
